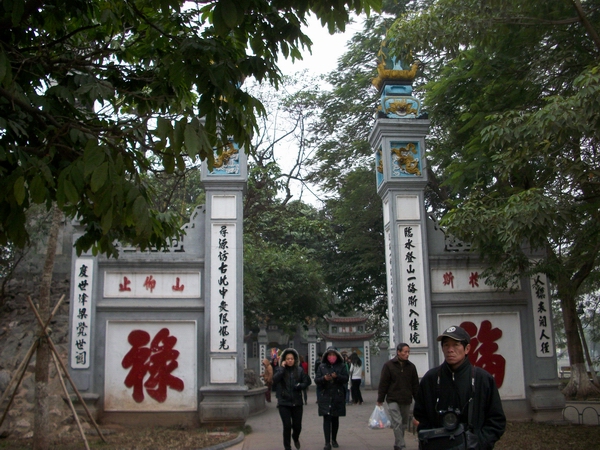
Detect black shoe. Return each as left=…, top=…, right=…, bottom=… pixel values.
left=332, top=441, right=339, bottom=448
left=294, top=439, right=301, bottom=449
left=323, top=445, right=331, bottom=450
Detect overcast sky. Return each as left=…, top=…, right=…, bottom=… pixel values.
left=278, top=15, right=364, bottom=77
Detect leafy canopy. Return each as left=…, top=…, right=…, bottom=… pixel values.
left=0, top=0, right=381, bottom=257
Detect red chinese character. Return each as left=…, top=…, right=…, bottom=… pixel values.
left=468, top=272, right=479, bottom=288
left=121, top=328, right=184, bottom=403
left=461, top=320, right=506, bottom=387
left=122, top=330, right=152, bottom=403
left=143, top=275, right=156, bottom=292
left=442, top=272, right=454, bottom=288
left=119, top=276, right=132, bottom=292
left=172, top=277, right=185, bottom=292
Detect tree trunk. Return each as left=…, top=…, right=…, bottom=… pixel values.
left=33, top=206, right=62, bottom=450
left=577, top=314, right=600, bottom=387
left=560, top=292, right=600, bottom=399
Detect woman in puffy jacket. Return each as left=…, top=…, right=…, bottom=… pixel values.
left=272, top=348, right=312, bottom=450
left=315, top=347, right=349, bottom=450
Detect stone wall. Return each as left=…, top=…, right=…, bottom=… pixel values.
left=0, top=275, right=80, bottom=438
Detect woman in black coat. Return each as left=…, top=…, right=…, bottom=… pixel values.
left=272, top=348, right=312, bottom=450
left=315, top=347, right=349, bottom=450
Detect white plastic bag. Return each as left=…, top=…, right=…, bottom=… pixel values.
left=368, top=405, right=391, bottom=429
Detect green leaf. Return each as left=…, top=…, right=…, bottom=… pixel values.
left=220, top=0, right=240, bottom=29
left=14, top=176, right=26, bottom=205
left=84, top=142, right=105, bottom=177
left=132, top=196, right=150, bottom=234
left=0, top=51, right=8, bottom=84
left=63, top=179, right=80, bottom=204
left=91, top=162, right=109, bottom=192
left=101, top=207, right=113, bottom=235
left=184, top=122, right=201, bottom=157
left=30, top=175, right=46, bottom=203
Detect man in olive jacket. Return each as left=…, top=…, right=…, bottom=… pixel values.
left=377, top=343, right=419, bottom=450
left=414, top=326, right=506, bottom=450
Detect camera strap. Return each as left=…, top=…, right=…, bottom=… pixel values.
left=434, top=364, right=475, bottom=427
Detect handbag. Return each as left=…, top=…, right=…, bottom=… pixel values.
left=418, top=423, right=466, bottom=450
left=368, top=405, right=391, bottom=429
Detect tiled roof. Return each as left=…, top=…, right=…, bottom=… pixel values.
left=325, top=316, right=368, bottom=324
left=319, top=332, right=375, bottom=341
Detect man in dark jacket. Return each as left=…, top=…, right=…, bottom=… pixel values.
left=377, top=343, right=419, bottom=450
left=414, top=325, right=506, bottom=450
left=273, top=348, right=312, bottom=450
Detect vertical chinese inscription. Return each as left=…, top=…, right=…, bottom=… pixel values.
left=384, top=227, right=397, bottom=346
left=211, top=224, right=237, bottom=352
left=398, top=224, right=428, bottom=347
left=530, top=273, right=554, bottom=357
left=71, top=258, right=94, bottom=369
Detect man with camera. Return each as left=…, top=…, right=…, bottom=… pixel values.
left=413, top=325, right=506, bottom=450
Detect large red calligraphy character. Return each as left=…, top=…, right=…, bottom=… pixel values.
left=144, top=328, right=184, bottom=402
left=121, top=328, right=184, bottom=403
left=461, top=320, right=506, bottom=388
left=122, top=330, right=151, bottom=403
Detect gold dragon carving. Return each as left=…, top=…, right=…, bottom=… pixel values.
left=392, top=143, right=421, bottom=176
left=213, top=143, right=238, bottom=168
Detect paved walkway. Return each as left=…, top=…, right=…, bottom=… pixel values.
left=228, top=388, right=419, bottom=450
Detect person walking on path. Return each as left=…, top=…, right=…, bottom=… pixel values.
left=377, top=343, right=419, bottom=450
left=261, top=358, right=274, bottom=403
left=315, top=347, right=349, bottom=450
left=342, top=353, right=352, bottom=405
left=414, top=325, right=506, bottom=450
left=314, top=352, right=323, bottom=403
left=273, top=348, right=312, bottom=450
left=300, top=355, right=309, bottom=405
left=349, top=353, right=364, bottom=405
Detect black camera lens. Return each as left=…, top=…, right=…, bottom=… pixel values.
left=439, top=408, right=460, bottom=431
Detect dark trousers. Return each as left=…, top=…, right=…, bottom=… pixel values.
left=323, top=415, right=340, bottom=444
left=265, top=384, right=272, bottom=402
left=351, top=379, right=363, bottom=403
left=278, top=405, right=303, bottom=450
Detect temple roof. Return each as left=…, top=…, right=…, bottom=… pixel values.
left=325, top=316, right=368, bottom=324
left=319, top=332, right=375, bottom=341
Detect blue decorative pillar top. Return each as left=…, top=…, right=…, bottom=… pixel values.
left=372, top=40, right=423, bottom=120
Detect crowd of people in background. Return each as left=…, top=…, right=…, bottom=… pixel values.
left=267, top=328, right=506, bottom=450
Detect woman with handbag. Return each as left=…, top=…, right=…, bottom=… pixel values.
left=315, top=347, right=349, bottom=450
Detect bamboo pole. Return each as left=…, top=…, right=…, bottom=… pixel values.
left=0, top=295, right=66, bottom=427
left=51, top=351, right=90, bottom=450
left=26, top=296, right=107, bottom=443
left=0, top=340, right=38, bottom=428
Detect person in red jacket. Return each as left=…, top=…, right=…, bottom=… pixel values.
left=300, top=354, right=309, bottom=405
left=377, top=343, right=419, bottom=450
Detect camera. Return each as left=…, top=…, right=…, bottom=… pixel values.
left=438, top=407, right=461, bottom=431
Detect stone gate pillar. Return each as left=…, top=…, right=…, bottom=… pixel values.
left=369, top=114, right=432, bottom=373
left=369, top=47, right=565, bottom=422
left=199, top=143, right=248, bottom=425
